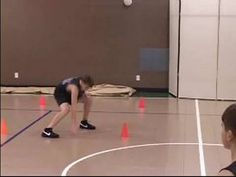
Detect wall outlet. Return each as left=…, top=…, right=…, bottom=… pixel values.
left=14, top=72, right=19, bottom=79
left=136, top=75, right=140, bottom=81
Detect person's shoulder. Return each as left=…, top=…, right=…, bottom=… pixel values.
left=219, top=169, right=234, bottom=176
left=67, top=84, right=79, bottom=95
left=72, top=77, right=80, bottom=83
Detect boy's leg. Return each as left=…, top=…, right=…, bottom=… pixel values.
left=80, top=95, right=96, bottom=130
left=42, top=103, right=70, bottom=138
left=47, top=103, right=70, bottom=128
left=82, top=95, right=92, bottom=121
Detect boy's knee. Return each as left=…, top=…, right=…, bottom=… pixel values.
left=85, top=95, right=92, bottom=104
left=61, top=105, right=70, bottom=114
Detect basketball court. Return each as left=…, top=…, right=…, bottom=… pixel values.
left=1, top=94, right=232, bottom=176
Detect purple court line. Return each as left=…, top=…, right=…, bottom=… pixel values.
left=0, top=110, right=52, bottom=148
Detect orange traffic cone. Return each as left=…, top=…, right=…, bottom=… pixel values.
left=1, top=119, right=8, bottom=136
left=121, top=122, right=129, bottom=139
left=40, top=96, right=46, bottom=109
left=139, top=97, right=145, bottom=108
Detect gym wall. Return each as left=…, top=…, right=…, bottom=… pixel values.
left=1, top=0, right=169, bottom=89
left=217, top=0, right=236, bottom=100
left=169, top=0, right=179, bottom=96
left=169, top=0, right=236, bottom=100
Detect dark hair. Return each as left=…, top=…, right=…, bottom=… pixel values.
left=222, top=104, right=236, bottom=135
left=81, top=75, right=94, bottom=87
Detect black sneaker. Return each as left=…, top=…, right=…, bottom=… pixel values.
left=80, top=121, right=96, bottom=130
left=41, top=128, right=59, bottom=138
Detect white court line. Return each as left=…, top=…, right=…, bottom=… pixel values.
left=204, top=143, right=223, bottom=147
left=195, top=99, right=206, bottom=176
left=61, top=142, right=223, bottom=176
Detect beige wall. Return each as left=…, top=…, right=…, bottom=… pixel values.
left=169, top=0, right=179, bottom=96
left=169, top=0, right=236, bottom=100
left=217, top=0, right=236, bottom=100
left=179, top=0, right=219, bottom=99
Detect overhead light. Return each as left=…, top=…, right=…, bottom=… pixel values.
left=123, top=0, right=132, bottom=7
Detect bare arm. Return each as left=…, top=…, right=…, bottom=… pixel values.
left=69, top=85, right=78, bottom=123
left=219, top=170, right=234, bottom=176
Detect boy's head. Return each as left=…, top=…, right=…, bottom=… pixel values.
left=80, top=75, right=94, bottom=91
left=222, top=104, right=236, bottom=149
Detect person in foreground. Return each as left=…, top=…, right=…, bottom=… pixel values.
left=41, top=75, right=95, bottom=138
left=220, top=103, right=236, bottom=176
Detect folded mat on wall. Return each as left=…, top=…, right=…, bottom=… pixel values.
left=0, top=84, right=136, bottom=97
